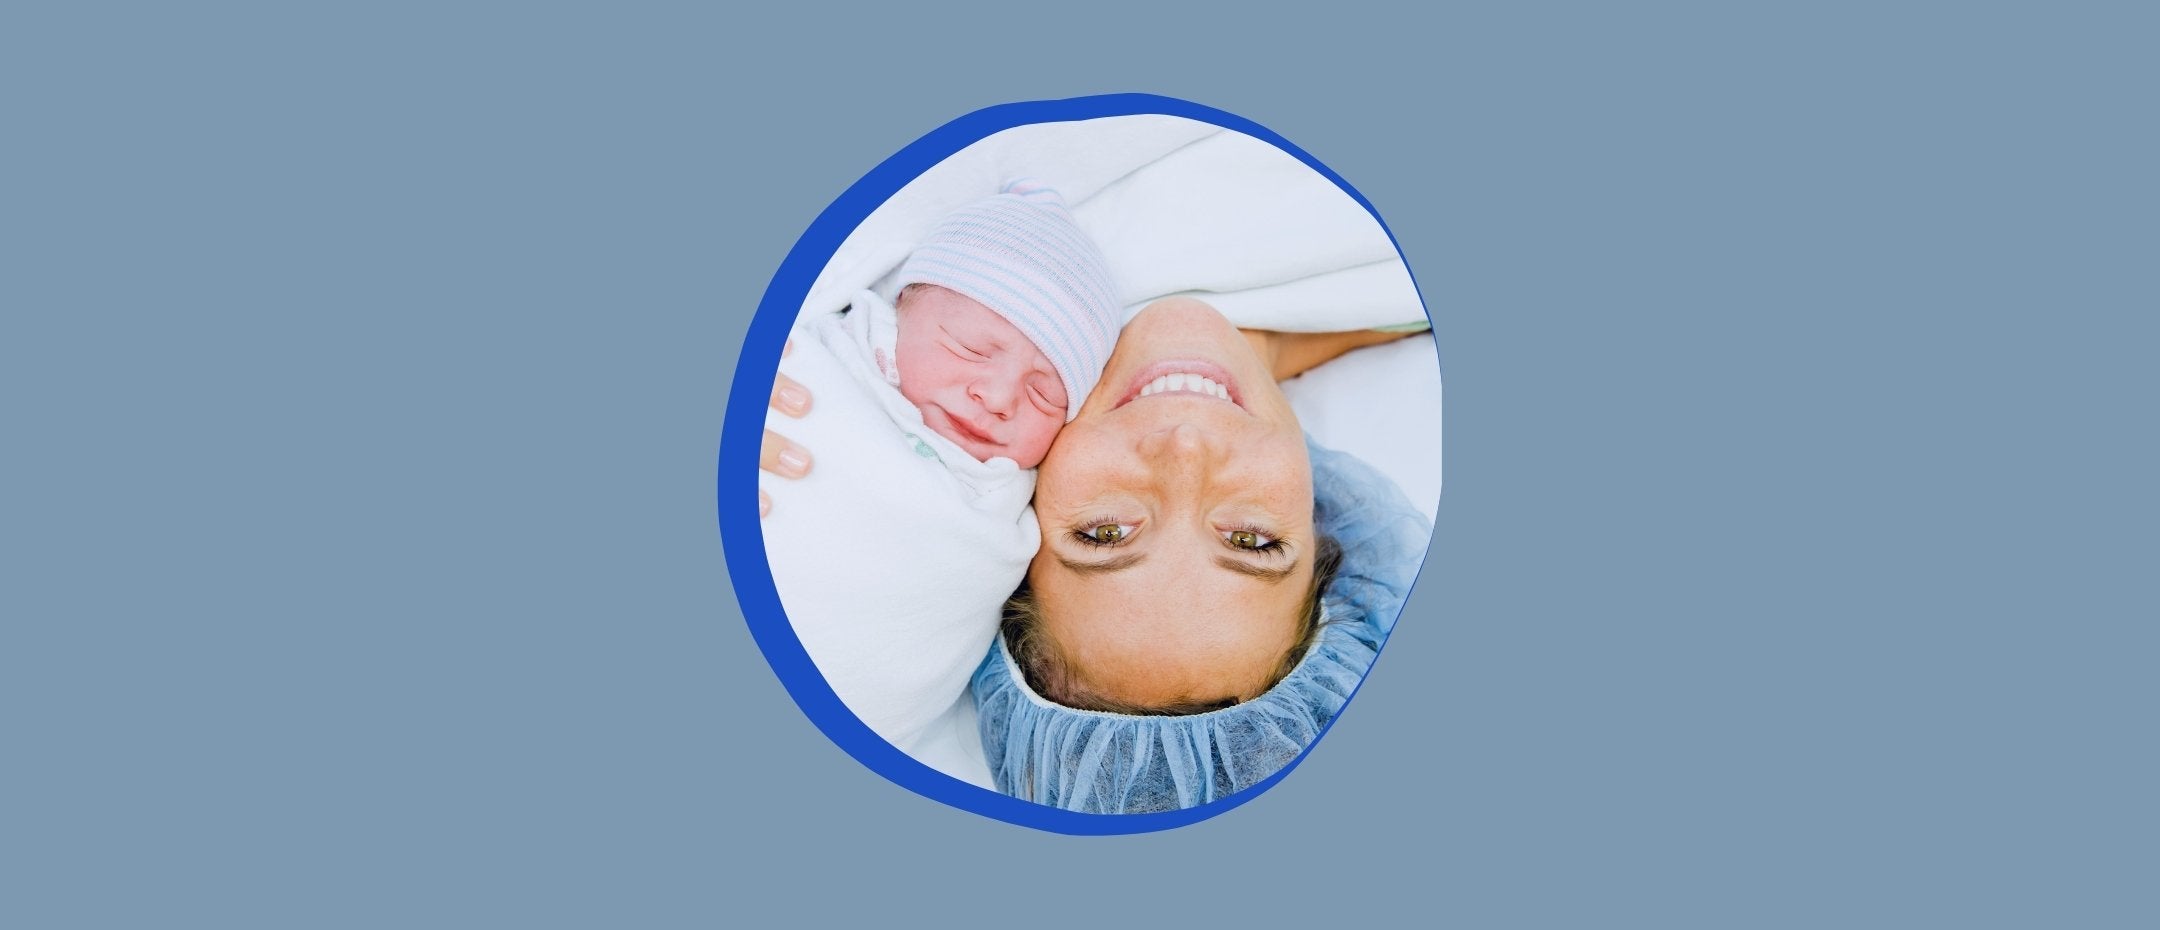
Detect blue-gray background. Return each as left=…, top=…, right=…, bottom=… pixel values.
left=6, top=3, right=2153, bottom=927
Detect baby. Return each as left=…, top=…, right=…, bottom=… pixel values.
left=858, top=177, right=1114, bottom=470
left=758, top=181, right=1121, bottom=782
left=885, top=282, right=1068, bottom=467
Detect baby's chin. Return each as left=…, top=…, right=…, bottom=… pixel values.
left=927, top=424, right=1041, bottom=468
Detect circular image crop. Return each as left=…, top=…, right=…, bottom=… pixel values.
left=721, top=95, right=1440, bottom=834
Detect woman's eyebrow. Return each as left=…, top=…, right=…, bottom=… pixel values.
left=1214, top=556, right=1299, bottom=584
left=1054, top=551, right=1147, bottom=576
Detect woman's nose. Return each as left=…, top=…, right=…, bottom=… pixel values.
left=1136, top=423, right=1223, bottom=473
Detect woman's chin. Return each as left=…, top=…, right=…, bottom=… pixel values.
left=1095, top=300, right=1273, bottom=411
left=1127, top=297, right=1242, bottom=341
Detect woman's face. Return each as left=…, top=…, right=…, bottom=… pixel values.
left=1028, top=298, right=1315, bottom=709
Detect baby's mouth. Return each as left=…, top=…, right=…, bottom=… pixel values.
left=942, top=409, right=996, bottom=445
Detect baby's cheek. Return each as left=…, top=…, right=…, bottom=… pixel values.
left=1014, top=414, right=1066, bottom=468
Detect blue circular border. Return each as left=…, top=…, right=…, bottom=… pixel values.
left=717, top=93, right=1431, bottom=835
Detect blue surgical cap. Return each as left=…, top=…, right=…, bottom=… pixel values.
left=971, top=436, right=1432, bottom=813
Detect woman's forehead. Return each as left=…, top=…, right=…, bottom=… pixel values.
left=1038, top=564, right=1305, bottom=704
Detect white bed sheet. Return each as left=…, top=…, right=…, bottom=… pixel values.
left=1284, top=334, right=1444, bottom=526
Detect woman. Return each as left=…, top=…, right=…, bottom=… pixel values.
left=999, top=297, right=1376, bottom=710
left=764, top=298, right=1432, bottom=812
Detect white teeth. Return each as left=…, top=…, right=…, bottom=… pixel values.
left=1138, top=373, right=1230, bottom=401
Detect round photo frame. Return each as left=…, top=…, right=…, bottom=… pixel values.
left=719, top=93, right=1433, bottom=835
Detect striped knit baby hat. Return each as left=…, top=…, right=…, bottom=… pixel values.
left=891, top=179, right=1122, bottom=422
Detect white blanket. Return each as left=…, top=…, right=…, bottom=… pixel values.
left=805, top=115, right=1427, bottom=335
left=758, top=305, right=1038, bottom=784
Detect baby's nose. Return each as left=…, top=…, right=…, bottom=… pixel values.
left=970, top=378, right=1016, bottom=417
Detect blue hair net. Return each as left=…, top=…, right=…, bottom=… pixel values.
left=971, top=436, right=1432, bottom=813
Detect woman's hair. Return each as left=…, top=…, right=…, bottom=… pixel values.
left=1002, top=533, right=1346, bottom=715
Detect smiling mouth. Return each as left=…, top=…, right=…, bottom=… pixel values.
left=1114, top=359, right=1245, bottom=411
left=941, top=409, right=996, bottom=445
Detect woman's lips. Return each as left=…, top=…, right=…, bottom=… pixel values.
left=1114, top=359, right=1244, bottom=411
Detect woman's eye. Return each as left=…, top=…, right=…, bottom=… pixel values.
left=1077, top=523, right=1135, bottom=546
left=1226, top=529, right=1281, bottom=551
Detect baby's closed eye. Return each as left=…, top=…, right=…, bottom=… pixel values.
left=945, top=340, right=990, bottom=362
left=1027, top=381, right=1066, bottom=416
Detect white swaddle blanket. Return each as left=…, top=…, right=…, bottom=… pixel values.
left=757, top=293, right=1038, bottom=784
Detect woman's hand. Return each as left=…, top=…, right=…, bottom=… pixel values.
left=760, top=340, right=815, bottom=518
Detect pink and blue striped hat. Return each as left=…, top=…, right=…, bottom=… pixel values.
left=892, top=179, right=1122, bottom=422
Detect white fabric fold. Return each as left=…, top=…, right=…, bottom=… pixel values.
left=799, top=115, right=1428, bottom=336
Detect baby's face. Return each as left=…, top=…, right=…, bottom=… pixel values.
left=894, top=285, right=1067, bottom=468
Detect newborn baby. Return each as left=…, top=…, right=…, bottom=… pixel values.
left=759, top=181, right=1121, bottom=780
left=880, top=280, right=1069, bottom=469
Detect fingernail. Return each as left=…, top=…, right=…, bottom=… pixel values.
left=776, top=386, right=808, bottom=414
left=779, top=450, right=807, bottom=473
left=759, top=492, right=772, bottom=517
